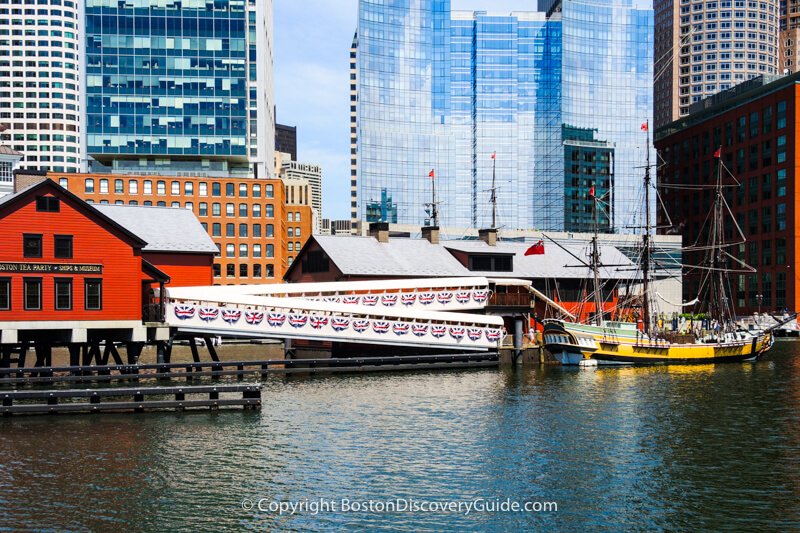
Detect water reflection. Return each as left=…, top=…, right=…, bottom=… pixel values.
left=0, top=344, right=798, bottom=530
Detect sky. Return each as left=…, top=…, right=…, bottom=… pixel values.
left=273, top=0, right=538, bottom=221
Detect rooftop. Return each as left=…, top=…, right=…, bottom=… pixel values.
left=93, top=204, right=217, bottom=254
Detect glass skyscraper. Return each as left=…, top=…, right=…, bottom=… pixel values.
left=353, top=0, right=654, bottom=233
left=82, top=0, right=274, bottom=179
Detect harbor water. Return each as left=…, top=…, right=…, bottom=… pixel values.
left=2, top=342, right=799, bottom=531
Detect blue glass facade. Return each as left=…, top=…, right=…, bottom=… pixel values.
left=354, top=0, right=653, bottom=233
left=83, top=0, right=273, bottom=178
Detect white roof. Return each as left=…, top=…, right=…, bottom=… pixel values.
left=442, top=241, right=636, bottom=280
left=313, top=235, right=469, bottom=277
left=94, top=204, right=217, bottom=254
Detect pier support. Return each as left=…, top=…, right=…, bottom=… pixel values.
left=513, top=317, right=524, bottom=365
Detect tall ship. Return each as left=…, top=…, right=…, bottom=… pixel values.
left=543, top=125, right=791, bottom=365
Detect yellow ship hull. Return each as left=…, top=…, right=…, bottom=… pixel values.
left=543, top=320, right=773, bottom=365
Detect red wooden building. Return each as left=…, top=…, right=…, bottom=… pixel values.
left=0, top=179, right=215, bottom=366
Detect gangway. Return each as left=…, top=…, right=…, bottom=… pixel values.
left=165, top=278, right=507, bottom=351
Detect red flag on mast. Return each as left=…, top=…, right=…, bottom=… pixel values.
left=713, top=148, right=721, bottom=158
left=525, top=240, right=545, bottom=256
left=491, top=152, right=496, bottom=160
left=588, top=186, right=595, bottom=199
left=429, top=169, right=435, bottom=178
left=641, top=122, right=648, bottom=132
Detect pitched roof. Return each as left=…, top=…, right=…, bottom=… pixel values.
left=93, top=204, right=217, bottom=254
left=310, top=235, right=470, bottom=277
left=0, top=179, right=147, bottom=247
left=0, top=146, right=23, bottom=157
left=442, top=241, right=636, bottom=280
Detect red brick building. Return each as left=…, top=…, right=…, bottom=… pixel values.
left=656, top=74, right=800, bottom=314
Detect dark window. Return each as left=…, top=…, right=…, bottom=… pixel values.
left=0, top=278, right=10, bottom=310
left=468, top=254, right=513, bottom=272
left=239, top=264, right=248, bottom=277
left=54, top=235, right=72, bottom=258
left=226, top=223, right=235, bottom=237
left=253, top=264, right=262, bottom=277
left=84, top=279, right=102, bottom=310
left=226, top=264, right=235, bottom=277
left=23, top=234, right=42, bottom=258
left=302, top=251, right=330, bottom=273
left=212, top=182, right=221, bottom=197
left=213, top=264, right=221, bottom=277
left=54, top=278, right=72, bottom=310
left=212, top=223, right=221, bottom=237
left=24, top=278, right=42, bottom=310
left=226, top=183, right=234, bottom=196
left=36, top=196, right=60, bottom=212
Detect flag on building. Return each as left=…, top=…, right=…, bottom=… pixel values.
left=525, top=240, right=545, bottom=256
left=429, top=169, right=435, bottom=178
left=713, top=147, right=721, bottom=158
left=641, top=122, right=648, bottom=132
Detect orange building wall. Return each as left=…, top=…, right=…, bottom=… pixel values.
left=143, top=252, right=213, bottom=287
left=47, top=173, right=311, bottom=285
left=0, top=187, right=143, bottom=321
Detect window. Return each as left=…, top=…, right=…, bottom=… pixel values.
left=295, top=227, right=301, bottom=238
left=226, top=223, right=235, bottom=237
left=85, top=279, right=102, bottom=310
left=213, top=263, right=221, bottom=277
left=157, top=181, right=166, bottom=195
left=84, top=178, right=94, bottom=193
left=23, top=234, right=42, bottom=258
left=239, top=223, right=248, bottom=237
left=199, top=202, right=208, bottom=216
left=253, top=264, right=262, bottom=277
left=288, top=242, right=293, bottom=252
left=253, top=224, right=261, bottom=237
left=212, top=182, right=221, bottom=197
left=54, top=234, right=72, bottom=258
left=171, top=181, right=180, bottom=195
left=184, top=182, right=193, bottom=195
left=212, top=203, right=221, bottom=216
left=114, top=179, right=123, bottom=193
left=239, top=264, right=248, bottom=277
left=226, top=264, right=235, bottom=277
left=266, top=204, right=274, bottom=217
left=468, top=254, right=513, bottom=272
left=99, top=179, right=108, bottom=194
left=58, top=178, right=68, bottom=190
left=239, top=244, right=248, bottom=257
left=54, top=277, right=71, bottom=310
left=288, top=227, right=294, bottom=238
left=266, top=244, right=274, bottom=258
left=239, top=183, right=247, bottom=197
left=302, top=251, right=330, bottom=273
left=253, top=184, right=261, bottom=197
left=199, top=182, right=208, bottom=196
left=226, top=244, right=235, bottom=257
left=295, top=211, right=301, bottom=221
left=253, top=244, right=262, bottom=257
left=36, top=196, right=59, bottom=212
left=288, top=212, right=294, bottom=222
left=24, top=278, right=42, bottom=310
left=252, top=204, right=261, bottom=217
left=143, top=180, right=152, bottom=194
left=266, top=224, right=274, bottom=237
left=226, top=203, right=234, bottom=216
left=239, top=203, right=247, bottom=217
left=212, top=223, right=221, bottom=237
left=266, top=264, right=275, bottom=278
left=226, top=183, right=234, bottom=196
left=0, top=278, right=10, bottom=310
left=266, top=184, right=274, bottom=198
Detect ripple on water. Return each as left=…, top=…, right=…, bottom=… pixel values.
left=1, top=345, right=799, bottom=531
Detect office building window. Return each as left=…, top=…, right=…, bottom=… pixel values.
left=226, top=223, right=235, bottom=237
left=252, top=204, right=261, bottom=217
left=143, top=180, right=152, bottom=194
left=23, top=234, right=42, bottom=258
left=226, top=203, right=234, bottom=216
left=266, top=224, right=274, bottom=237
left=266, top=264, right=275, bottom=277
left=239, top=244, right=248, bottom=257
left=212, top=203, right=221, bottom=216
left=24, top=278, right=42, bottom=310
left=85, top=178, right=94, bottom=193
left=212, top=223, right=221, bottom=237
left=54, top=278, right=72, bottom=310
left=253, top=184, right=261, bottom=197
left=226, top=264, right=235, bottom=277
left=54, top=235, right=72, bottom=258
left=266, top=204, right=274, bottom=217
left=199, top=182, right=208, bottom=196
left=253, top=264, right=262, bottom=277
left=239, top=223, right=248, bottom=237
left=171, top=181, right=180, bottom=195
left=239, top=264, right=248, bottom=277
left=226, top=244, right=235, bottom=257
left=184, top=182, right=194, bottom=195
left=99, top=179, right=108, bottom=194
left=253, top=244, right=262, bottom=257
left=129, top=180, right=138, bottom=194
left=239, top=183, right=248, bottom=197
left=226, top=183, right=235, bottom=196
left=212, top=182, right=221, bottom=197
left=199, top=202, right=208, bottom=216
left=157, top=181, right=166, bottom=195
left=253, top=224, right=261, bottom=237
left=266, top=184, right=274, bottom=198
left=85, top=279, right=102, bottom=310
left=213, top=264, right=221, bottom=277
left=114, top=179, right=124, bottom=193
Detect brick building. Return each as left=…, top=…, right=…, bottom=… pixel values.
left=16, top=173, right=312, bottom=285
left=656, top=73, right=799, bottom=313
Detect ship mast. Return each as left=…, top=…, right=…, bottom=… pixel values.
left=709, top=150, right=727, bottom=325
left=424, top=169, right=439, bottom=227
left=643, top=121, right=652, bottom=335
left=591, top=186, right=603, bottom=325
